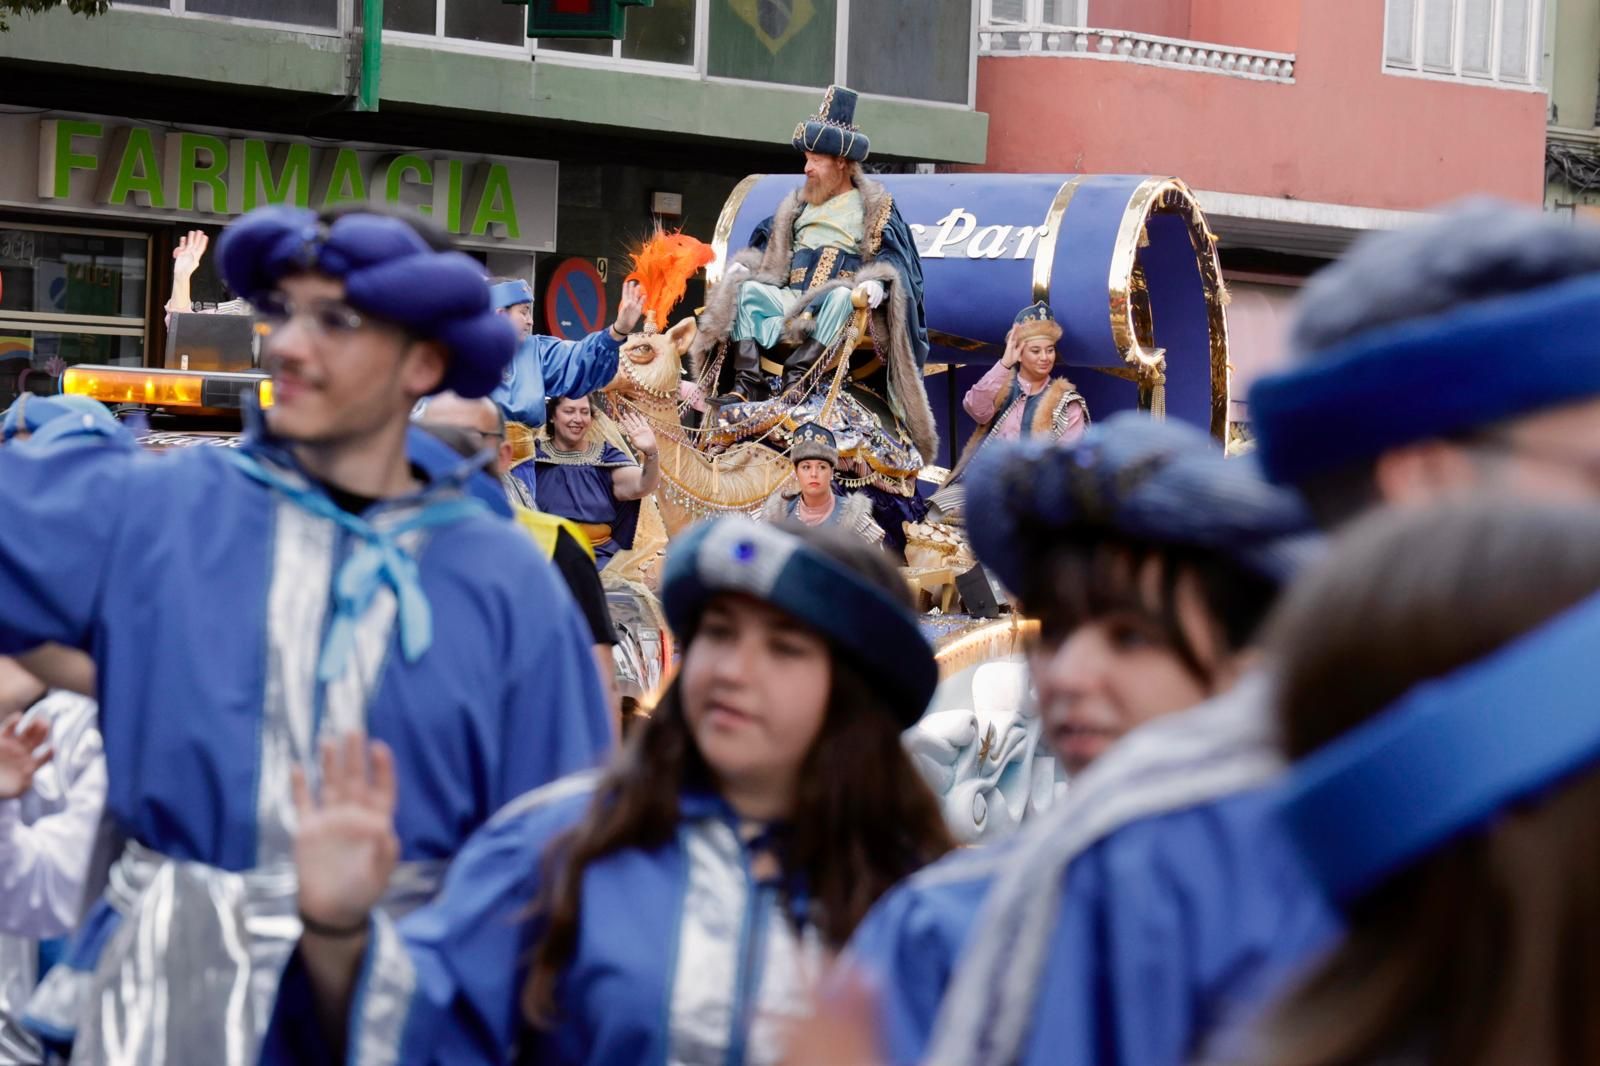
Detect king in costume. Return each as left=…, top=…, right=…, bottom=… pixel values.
left=692, top=85, right=939, bottom=471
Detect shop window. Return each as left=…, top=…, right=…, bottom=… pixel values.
left=541, top=0, right=698, bottom=65
left=0, top=224, right=148, bottom=409
left=848, top=0, right=973, bottom=105
left=1385, top=0, right=1543, bottom=83
left=186, top=0, right=341, bottom=29
left=706, top=0, right=837, bottom=87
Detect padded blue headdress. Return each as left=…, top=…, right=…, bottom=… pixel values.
left=661, top=518, right=935, bottom=727
left=967, top=412, right=1320, bottom=596
left=792, top=84, right=870, bottom=162
left=217, top=206, right=517, bottom=399
left=1283, top=588, right=1600, bottom=905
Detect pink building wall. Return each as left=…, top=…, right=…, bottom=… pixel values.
left=978, top=0, right=1546, bottom=210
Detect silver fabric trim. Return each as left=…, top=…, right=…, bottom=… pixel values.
left=348, top=911, right=416, bottom=1066
left=695, top=522, right=798, bottom=602
left=0, top=1009, right=44, bottom=1066
left=41, top=841, right=442, bottom=1066
left=665, top=820, right=824, bottom=1066
left=17, top=961, right=85, bottom=1042
left=258, top=498, right=336, bottom=866
left=489, top=770, right=599, bottom=828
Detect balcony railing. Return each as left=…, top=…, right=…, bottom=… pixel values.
left=977, top=24, right=1296, bottom=83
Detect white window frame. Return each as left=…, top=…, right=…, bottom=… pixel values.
left=979, top=0, right=1087, bottom=28
left=1381, top=0, right=1546, bottom=90
left=117, top=0, right=349, bottom=37
left=121, top=0, right=979, bottom=109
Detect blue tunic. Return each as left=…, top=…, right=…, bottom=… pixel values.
left=265, top=779, right=828, bottom=1066
left=492, top=330, right=623, bottom=428
left=0, top=413, right=613, bottom=1061
left=532, top=442, right=641, bottom=570
left=845, top=681, right=1340, bottom=1066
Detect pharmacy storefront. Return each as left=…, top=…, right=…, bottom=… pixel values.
left=0, top=109, right=557, bottom=408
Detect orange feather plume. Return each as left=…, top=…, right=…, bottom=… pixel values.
left=625, top=230, right=716, bottom=330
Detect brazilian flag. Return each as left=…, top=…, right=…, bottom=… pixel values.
left=709, top=0, right=837, bottom=88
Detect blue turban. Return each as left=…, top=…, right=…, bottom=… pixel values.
left=967, top=413, right=1320, bottom=595
left=661, top=518, right=936, bottom=727
left=1, top=393, right=134, bottom=450
left=217, top=206, right=517, bottom=399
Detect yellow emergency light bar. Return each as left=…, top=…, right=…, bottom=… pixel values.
left=62, top=366, right=273, bottom=410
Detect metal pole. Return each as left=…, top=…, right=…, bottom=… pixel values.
left=358, top=0, right=383, bottom=112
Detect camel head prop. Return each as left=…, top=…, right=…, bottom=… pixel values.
left=605, top=315, right=697, bottom=404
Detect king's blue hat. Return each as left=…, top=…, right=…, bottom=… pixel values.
left=661, top=519, right=936, bottom=727
left=967, top=412, right=1320, bottom=597
left=792, top=85, right=870, bottom=162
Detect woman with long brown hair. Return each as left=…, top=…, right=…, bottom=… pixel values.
left=1256, top=500, right=1600, bottom=1066
left=263, top=517, right=954, bottom=1065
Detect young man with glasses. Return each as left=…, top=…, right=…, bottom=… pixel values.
left=0, top=205, right=613, bottom=1066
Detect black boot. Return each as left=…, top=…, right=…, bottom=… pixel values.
left=779, top=339, right=827, bottom=399
left=715, top=340, right=771, bottom=406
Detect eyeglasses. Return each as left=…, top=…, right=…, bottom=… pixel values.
left=251, top=293, right=377, bottom=339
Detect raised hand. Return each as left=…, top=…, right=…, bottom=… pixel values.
left=620, top=409, right=657, bottom=459
left=1000, top=326, right=1019, bottom=368
left=293, top=733, right=399, bottom=935
left=0, top=712, right=52, bottom=800
left=614, top=279, right=647, bottom=336
left=172, top=229, right=210, bottom=279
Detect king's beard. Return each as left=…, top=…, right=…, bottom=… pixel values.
left=801, top=173, right=852, bottom=206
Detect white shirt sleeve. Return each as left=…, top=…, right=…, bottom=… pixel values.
left=0, top=694, right=106, bottom=939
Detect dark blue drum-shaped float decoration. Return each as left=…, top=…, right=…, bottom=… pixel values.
left=708, top=173, right=1231, bottom=461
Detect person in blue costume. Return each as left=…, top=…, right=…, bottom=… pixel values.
left=1247, top=502, right=1600, bottom=1066
left=690, top=85, right=939, bottom=469
left=265, top=517, right=956, bottom=1065
left=530, top=393, right=661, bottom=570
left=487, top=273, right=647, bottom=436
left=841, top=413, right=1326, bottom=1066
left=0, top=204, right=613, bottom=1066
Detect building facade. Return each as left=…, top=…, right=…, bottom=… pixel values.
left=971, top=0, right=1551, bottom=423
left=0, top=0, right=988, bottom=410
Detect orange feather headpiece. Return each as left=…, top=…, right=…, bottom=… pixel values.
left=625, top=231, right=716, bottom=333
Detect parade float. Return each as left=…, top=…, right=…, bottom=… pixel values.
left=55, top=171, right=1230, bottom=841
left=596, top=172, right=1231, bottom=841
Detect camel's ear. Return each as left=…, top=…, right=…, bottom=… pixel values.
left=665, top=316, right=699, bottom=354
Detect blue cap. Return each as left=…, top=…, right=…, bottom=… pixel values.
left=2, top=394, right=134, bottom=450
left=967, top=412, right=1320, bottom=595
left=490, top=279, right=535, bottom=311
left=217, top=206, right=517, bottom=400
left=1251, top=271, right=1600, bottom=487
left=792, top=85, right=870, bottom=162
left=661, top=518, right=935, bottom=727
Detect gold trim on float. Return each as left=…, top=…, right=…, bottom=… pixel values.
left=1030, top=176, right=1085, bottom=305
left=708, top=174, right=763, bottom=287
left=1105, top=176, right=1232, bottom=440
left=934, top=618, right=1040, bottom=680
